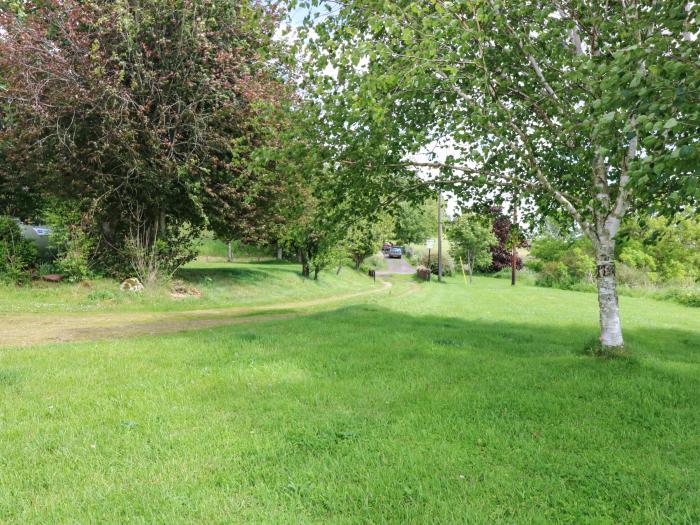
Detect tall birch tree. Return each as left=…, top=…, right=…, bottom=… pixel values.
left=296, top=0, right=699, bottom=352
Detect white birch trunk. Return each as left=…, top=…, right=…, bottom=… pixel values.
left=466, top=251, right=474, bottom=284
left=594, top=240, right=624, bottom=350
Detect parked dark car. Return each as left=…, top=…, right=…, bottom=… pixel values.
left=388, top=247, right=402, bottom=259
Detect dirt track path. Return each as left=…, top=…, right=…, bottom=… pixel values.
left=0, top=280, right=418, bottom=348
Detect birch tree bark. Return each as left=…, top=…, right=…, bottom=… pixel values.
left=594, top=239, right=623, bottom=349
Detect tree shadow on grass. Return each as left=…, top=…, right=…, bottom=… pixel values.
left=176, top=262, right=306, bottom=285
left=186, top=303, right=700, bottom=393
left=187, top=303, right=699, bottom=523
left=215, top=304, right=700, bottom=389
left=176, top=266, right=273, bottom=285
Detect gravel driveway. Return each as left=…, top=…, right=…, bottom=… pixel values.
left=377, top=255, right=415, bottom=275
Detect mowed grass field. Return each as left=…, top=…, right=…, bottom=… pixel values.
left=1, top=270, right=699, bottom=523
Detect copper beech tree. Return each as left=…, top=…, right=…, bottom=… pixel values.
left=0, top=0, right=292, bottom=274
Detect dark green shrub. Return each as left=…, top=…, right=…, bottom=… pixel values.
left=0, top=216, right=38, bottom=284
left=536, top=261, right=571, bottom=288
left=43, top=202, right=95, bottom=282
left=528, top=237, right=569, bottom=268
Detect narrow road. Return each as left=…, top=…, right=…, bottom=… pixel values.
left=377, top=255, right=415, bottom=275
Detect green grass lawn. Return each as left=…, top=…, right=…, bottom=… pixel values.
left=0, top=261, right=375, bottom=314
left=1, top=274, right=699, bottom=523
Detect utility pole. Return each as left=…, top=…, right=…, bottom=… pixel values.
left=437, top=191, right=443, bottom=282
left=511, top=200, right=517, bottom=286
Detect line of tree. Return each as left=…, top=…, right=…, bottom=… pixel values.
left=1, top=0, right=425, bottom=283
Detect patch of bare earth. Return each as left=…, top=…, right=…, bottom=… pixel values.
left=0, top=280, right=416, bottom=348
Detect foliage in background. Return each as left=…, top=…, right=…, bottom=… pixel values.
left=345, top=220, right=383, bottom=270
left=448, top=214, right=497, bottom=283
left=359, top=253, right=387, bottom=274
left=617, top=213, right=700, bottom=285
left=527, top=236, right=596, bottom=289
left=281, top=187, right=344, bottom=279
left=527, top=212, right=700, bottom=307
left=413, top=247, right=455, bottom=277
left=0, top=216, right=37, bottom=284
left=392, top=200, right=438, bottom=246
left=123, top=217, right=199, bottom=285
left=197, top=235, right=275, bottom=261
left=43, top=202, right=94, bottom=282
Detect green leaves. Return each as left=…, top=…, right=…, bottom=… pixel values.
left=299, top=0, right=699, bottom=231
left=663, top=117, right=679, bottom=130
left=600, top=112, right=616, bottom=124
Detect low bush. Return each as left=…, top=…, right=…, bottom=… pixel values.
left=416, top=249, right=455, bottom=277
left=655, top=287, right=700, bottom=308
left=37, top=262, right=58, bottom=278
left=360, top=253, right=386, bottom=273
left=528, top=237, right=595, bottom=290
left=536, top=261, right=572, bottom=288
left=43, top=203, right=94, bottom=282
left=0, top=216, right=37, bottom=284
left=616, top=263, right=657, bottom=288
left=406, top=244, right=426, bottom=267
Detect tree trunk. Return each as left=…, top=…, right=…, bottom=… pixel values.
left=595, top=241, right=624, bottom=351
left=277, top=245, right=283, bottom=260
left=313, top=266, right=320, bottom=280
left=511, top=200, right=517, bottom=286
left=227, top=241, right=233, bottom=262
left=157, top=211, right=166, bottom=239
left=300, top=251, right=310, bottom=277
left=437, top=191, right=443, bottom=282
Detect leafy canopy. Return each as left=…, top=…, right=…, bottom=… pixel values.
left=296, top=0, right=699, bottom=239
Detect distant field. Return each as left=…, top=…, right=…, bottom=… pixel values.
left=1, top=270, right=698, bottom=523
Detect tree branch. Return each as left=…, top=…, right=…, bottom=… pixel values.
left=607, top=116, right=637, bottom=237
